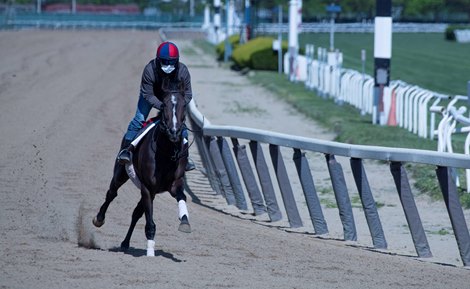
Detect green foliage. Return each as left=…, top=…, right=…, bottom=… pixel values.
left=216, top=34, right=241, bottom=61
left=231, top=37, right=288, bottom=71
left=404, top=0, right=445, bottom=17
left=459, top=191, right=470, bottom=209
left=445, top=25, right=470, bottom=41
left=408, top=164, right=442, bottom=200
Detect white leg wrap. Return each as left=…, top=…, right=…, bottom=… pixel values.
left=146, top=240, right=155, bottom=257
left=178, top=200, right=189, bottom=220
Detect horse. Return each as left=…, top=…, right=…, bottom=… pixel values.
left=93, top=82, right=191, bottom=257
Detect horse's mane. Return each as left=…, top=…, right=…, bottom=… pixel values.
left=161, top=77, right=185, bottom=94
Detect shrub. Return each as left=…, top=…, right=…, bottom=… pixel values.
left=232, top=37, right=289, bottom=71
left=445, top=25, right=470, bottom=41
left=216, top=34, right=240, bottom=60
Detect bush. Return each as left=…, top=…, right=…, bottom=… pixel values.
left=216, top=34, right=240, bottom=61
left=445, top=25, right=470, bottom=41
left=231, top=37, right=289, bottom=71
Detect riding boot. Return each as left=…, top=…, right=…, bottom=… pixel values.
left=185, top=157, right=196, bottom=171
left=117, top=139, right=134, bottom=165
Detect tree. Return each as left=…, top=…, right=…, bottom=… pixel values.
left=341, top=0, right=375, bottom=19
left=404, top=0, right=446, bottom=21
left=446, top=0, right=470, bottom=21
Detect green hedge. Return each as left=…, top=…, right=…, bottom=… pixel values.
left=445, top=25, right=470, bottom=41
left=231, top=36, right=289, bottom=71
left=216, top=34, right=241, bottom=60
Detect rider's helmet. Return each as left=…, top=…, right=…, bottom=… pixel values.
left=156, top=41, right=179, bottom=74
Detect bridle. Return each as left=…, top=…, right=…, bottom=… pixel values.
left=159, top=93, right=187, bottom=138
left=151, top=92, right=189, bottom=162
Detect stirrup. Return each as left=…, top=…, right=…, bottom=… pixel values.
left=117, top=149, right=132, bottom=164
left=185, top=158, right=195, bottom=171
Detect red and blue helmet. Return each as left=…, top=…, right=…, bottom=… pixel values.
left=156, top=41, right=179, bottom=66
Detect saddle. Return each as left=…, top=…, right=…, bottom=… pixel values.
left=130, top=117, right=160, bottom=149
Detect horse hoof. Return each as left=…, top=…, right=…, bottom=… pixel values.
left=178, top=216, right=191, bottom=233
left=92, top=216, right=105, bottom=227
left=120, top=241, right=130, bottom=251
left=178, top=223, right=191, bottom=233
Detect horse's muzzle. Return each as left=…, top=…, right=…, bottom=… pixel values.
left=168, top=130, right=181, bottom=143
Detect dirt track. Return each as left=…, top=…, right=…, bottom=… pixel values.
left=1, top=30, right=470, bottom=289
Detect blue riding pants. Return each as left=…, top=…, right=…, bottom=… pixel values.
left=124, top=94, right=152, bottom=142
left=124, top=94, right=188, bottom=142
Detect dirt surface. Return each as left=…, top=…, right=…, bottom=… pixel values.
left=1, top=30, right=470, bottom=289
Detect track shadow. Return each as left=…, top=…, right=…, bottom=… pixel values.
left=109, top=247, right=184, bottom=262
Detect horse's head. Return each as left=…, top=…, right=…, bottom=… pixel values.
left=159, top=82, right=187, bottom=143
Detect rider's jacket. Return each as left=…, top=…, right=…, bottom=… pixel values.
left=140, top=60, right=193, bottom=110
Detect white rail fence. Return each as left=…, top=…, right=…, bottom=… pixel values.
left=257, top=22, right=447, bottom=34
left=286, top=46, right=470, bottom=192
left=188, top=100, right=470, bottom=266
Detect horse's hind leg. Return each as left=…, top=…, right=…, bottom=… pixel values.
left=140, top=186, right=156, bottom=257
left=93, top=159, right=129, bottom=227
left=120, top=200, right=144, bottom=250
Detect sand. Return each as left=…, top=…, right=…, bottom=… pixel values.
left=1, top=30, right=469, bottom=289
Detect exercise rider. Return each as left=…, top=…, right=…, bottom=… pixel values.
left=117, top=41, right=195, bottom=171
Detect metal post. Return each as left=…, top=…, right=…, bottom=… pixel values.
left=278, top=5, right=283, bottom=75
left=208, top=137, right=236, bottom=205
left=373, top=0, right=392, bottom=125
left=361, top=49, right=366, bottom=78
left=350, top=158, right=387, bottom=249
left=217, top=137, right=247, bottom=210
left=214, top=0, right=221, bottom=43
left=436, top=166, right=470, bottom=266
left=224, top=0, right=231, bottom=62
left=390, top=162, right=432, bottom=258
left=325, top=154, right=357, bottom=241
left=231, top=138, right=267, bottom=216
left=190, top=119, right=219, bottom=193
left=288, top=0, right=298, bottom=82
left=244, top=0, right=251, bottom=41
left=269, top=145, right=303, bottom=228
left=249, top=141, right=282, bottom=222
left=293, top=149, right=328, bottom=235
left=329, top=15, right=335, bottom=51
left=326, top=3, right=341, bottom=51
left=202, top=3, right=210, bottom=29
left=361, top=49, right=366, bottom=116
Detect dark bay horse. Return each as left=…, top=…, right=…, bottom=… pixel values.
left=93, top=83, right=191, bottom=256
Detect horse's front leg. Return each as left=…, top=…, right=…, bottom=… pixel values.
left=141, top=186, right=156, bottom=256
left=120, top=200, right=144, bottom=250
left=93, top=160, right=129, bottom=227
left=171, top=177, right=191, bottom=233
